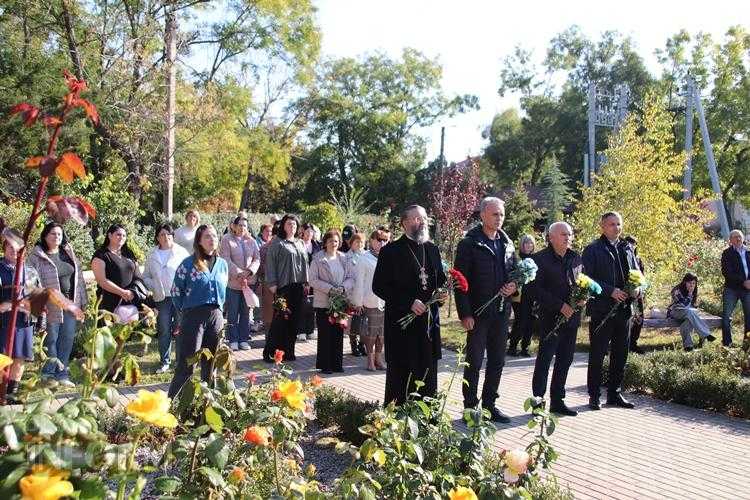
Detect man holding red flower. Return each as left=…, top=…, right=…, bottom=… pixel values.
left=454, top=197, right=518, bottom=423
left=373, top=205, right=446, bottom=405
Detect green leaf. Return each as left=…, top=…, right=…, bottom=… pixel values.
left=205, top=434, right=228, bottom=469
left=372, top=449, right=386, bottom=466
left=154, top=476, right=182, bottom=494
left=527, top=419, right=538, bottom=429
left=2, top=465, right=27, bottom=490
left=127, top=475, right=147, bottom=500
left=197, top=466, right=226, bottom=488
left=176, top=380, right=196, bottom=417
left=31, top=414, right=58, bottom=436
left=406, top=417, right=419, bottom=439
left=77, top=477, right=108, bottom=500
left=3, top=424, right=19, bottom=451
left=415, top=400, right=431, bottom=418
left=411, top=442, right=424, bottom=464
left=205, top=406, right=223, bottom=434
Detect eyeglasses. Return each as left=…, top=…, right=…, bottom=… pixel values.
left=377, top=238, right=389, bottom=243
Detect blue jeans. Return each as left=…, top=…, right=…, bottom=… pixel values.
left=226, top=288, right=250, bottom=344
left=721, top=287, right=750, bottom=346
left=155, top=299, right=179, bottom=366
left=42, top=311, right=78, bottom=380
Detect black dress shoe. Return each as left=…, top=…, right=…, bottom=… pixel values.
left=550, top=400, right=578, bottom=416
left=606, top=394, right=635, bottom=409
left=482, top=406, right=511, bottom=423
left=630, top=345, right=645, bottom=354
left=322, top=369, right=333, bottom=374
left=684, top=345, right=694, bottom=352
left=285, top=354, right=296, bottom=361
left=519, top=349, right=531, bottom=357
left=588, top=397, right=601, bottom=410
left=506, top=347, right=518, bottom=356
left=706, top=334, right=716, bottom=342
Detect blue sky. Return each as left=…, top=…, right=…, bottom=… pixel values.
left=315, top=0, right=747, bottom=163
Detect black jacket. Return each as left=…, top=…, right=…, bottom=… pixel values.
left=721, top=246, right=750, bottom=291
left=581, top=235, right=639, bottom=316
left=453, top=225, right=517, bottom=319
left=530, top=247, right=583, bottom=322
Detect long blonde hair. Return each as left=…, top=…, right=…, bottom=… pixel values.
left=193, top=224, right=217, bottom=272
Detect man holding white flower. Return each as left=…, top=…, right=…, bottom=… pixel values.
left=582, top=211, right=640, bottom=410
left=454, top=197, right=518, bottom=423
left=529, top=222, right=583, bottom=416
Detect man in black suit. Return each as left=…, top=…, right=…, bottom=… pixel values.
left=453, top=197, right=517, bottom=423
left=720, top=229, right=750, bottom=347
left=582, top=211, right=640, bottom=410
left=530, top=222, right=582, bottom=416
left=372, top=205, right=446, bottom=405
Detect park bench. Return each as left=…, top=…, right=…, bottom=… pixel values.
left=642, top=309, right=722, bottom=330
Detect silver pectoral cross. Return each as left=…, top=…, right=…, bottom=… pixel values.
left=419, top=267, right=428, bottom=290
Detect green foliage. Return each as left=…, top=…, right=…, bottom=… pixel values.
left=501, top=182, right=542, bottom=243
left=314, top=385, right=380, bottom=445
left=0, top=200, right=43, bottom=244
left=301, top=48, right=478, bottom=212
left=570, top=93, right=712, bottom=292
left=684, top=238, right=727, bottom=312
left=538, top=165, right=573, bottom=225
left=604, top=344, right=750, bottom=418
left=329, top=185, right=374, bottom=229
left=300, top=202, right=344, bottom=232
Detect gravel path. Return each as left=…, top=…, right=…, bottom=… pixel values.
left=299, top=421, right=352, bottom=491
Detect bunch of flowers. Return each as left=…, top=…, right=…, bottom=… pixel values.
left=328, top=288, right=355, bottom=328
left=593, top=268, right=648, bottom=335
left=272, top=296, right=290, bottom=320
left=398, top=268, right=468, bottom=330
left=475, top=258, right=538, bottom=316
left=545, top=273, right=602, bottom=339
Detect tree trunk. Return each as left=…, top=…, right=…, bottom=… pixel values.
left=163, top=5, right=177, bottom=218
left=239, top=160, right=256, bottom=211
left=337, top=122, right=349, bottom=186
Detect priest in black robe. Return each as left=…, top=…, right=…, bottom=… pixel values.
left=373, top=204, right=446, bottom=405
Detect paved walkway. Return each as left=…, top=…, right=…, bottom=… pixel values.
left=99, top=338, right=749, bottom=499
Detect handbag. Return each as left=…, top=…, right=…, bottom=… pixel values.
left=127, top=277, right=154, bottom=307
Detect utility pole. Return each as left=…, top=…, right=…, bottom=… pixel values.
left=163, top=4, right=177, bottom=219
left=689, top=77, right=730, bottom=238
left=683, top=78, right=694, bottom=199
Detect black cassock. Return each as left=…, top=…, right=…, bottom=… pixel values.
left=372, top=235, right=446, bottom=405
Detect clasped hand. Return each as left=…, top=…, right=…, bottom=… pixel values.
left=411, top=299, right=427, bottom=316
left=500, top=282, right=517, bottom=297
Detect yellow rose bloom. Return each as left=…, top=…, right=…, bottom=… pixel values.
left=0, top=353, right=12, bottom=371
left=277, top=379, right=306, bottom=411
left=126, top=390, right=178, bottom=428
left=19, top=464, right=74, bottom=500
left=448, top=486, right=478, bottom=500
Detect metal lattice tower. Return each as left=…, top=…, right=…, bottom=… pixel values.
left=585, top=83, right=630, bottom=186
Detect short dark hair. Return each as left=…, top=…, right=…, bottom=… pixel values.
left=600, top=211, right=622, bottom=222
left=322, top=228, right=341, bottom=249
left=37, top=222, right=68, bottom=252
left=154, top=222, right=174, bottom=245
left=278, top=214, right=301, bottom=239
left=400, top=205, right=423, bottom=225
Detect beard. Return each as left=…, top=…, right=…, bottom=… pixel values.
left=408, top=223, right=430, bottom=244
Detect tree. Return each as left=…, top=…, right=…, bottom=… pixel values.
left=300, top=49, right=478, bottom=212
left=487, top=26, right=654, bottom=189
left=430, top=160, right=486, bottom=264
left=570, top=93, right=712, bottom=290
left=501, top=182, right=542, bottom=244
left=538, top=165, right=573, bottom=225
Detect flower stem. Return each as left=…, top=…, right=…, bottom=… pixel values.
left=116, top=431, right=142, bottom=500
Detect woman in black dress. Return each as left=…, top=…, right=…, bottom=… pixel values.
left=91, top=224, right=140, bottom=322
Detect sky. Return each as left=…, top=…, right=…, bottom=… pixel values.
left=315, top=0, right=748, bottom=163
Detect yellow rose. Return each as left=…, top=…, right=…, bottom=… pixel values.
left=0, top=353, right=12, bottom=371
left=277, top=380, right=306, bottom=412
left=448, top=486, right=478, bottom=500
left=126, top=390, right=178, bottom=428
left=19, top=464, right=74, bottom=500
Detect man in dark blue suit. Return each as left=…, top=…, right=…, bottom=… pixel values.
left=582, top=212, right=640, bottom=410
left=720, top=230, right=750, bottom=347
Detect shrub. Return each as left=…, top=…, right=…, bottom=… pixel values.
left=314, top=385, right=380, bottom=445
left=606, top=346, right=750, bottom=418
left=300, top=201, right=344, bottom=232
